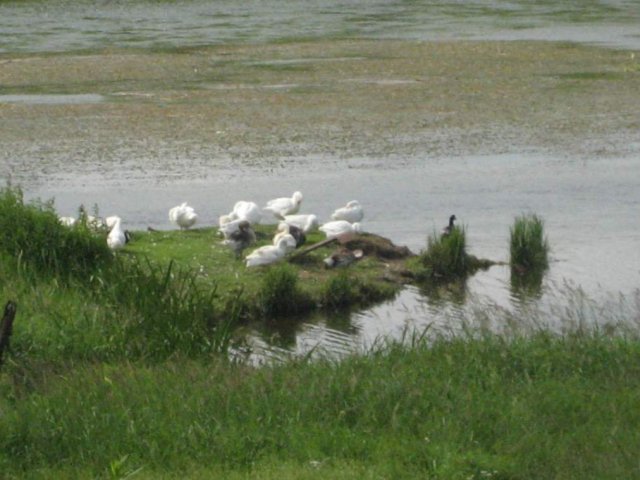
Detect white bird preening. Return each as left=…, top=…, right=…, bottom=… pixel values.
left=218, top=216, right=245, bottom=239
left=283, top=214, right=319, bottom=233
left=107, top=217, right=126, bottom=251
left=331, top=200, right=364, bottom=224
left=231, top=201, right=262, bottom=225
left=272, top=223, right=299, bottom=252
left=245, top=236, right=291, bottom=267
left=263, top=191, right=303, bottom=220
left=169, top=202, right=198, bottom=230
left=319, top=220, right=362, bottom=239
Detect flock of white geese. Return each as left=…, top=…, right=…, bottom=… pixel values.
left=59, top=191, right=365, bottom=268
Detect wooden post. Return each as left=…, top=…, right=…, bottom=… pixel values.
left=0, top=300, right=17, bottom=367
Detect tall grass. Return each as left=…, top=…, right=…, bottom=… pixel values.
left=418, top=226, right=469, bottom=280
left=0, top=186, right=113, bottom=279
left=0, top=186, right=235, bottom=362
left=510, top=213, right=549, bottom=274
left=2, top=329, right=640, bottom=479
left=98, top=258, right=235, bottom=360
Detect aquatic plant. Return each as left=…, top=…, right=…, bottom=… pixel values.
left=0, top=186, right=112, bottom=279
left=510, top=214, right=549, bottom=274
left=257, top=264, right=312, bottom=317
left=419, top=226, right=469, bottom=280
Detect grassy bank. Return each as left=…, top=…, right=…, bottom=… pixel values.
left=2, top=188, right=639, bottom=478
left=2, top=331, right=640, bottom=479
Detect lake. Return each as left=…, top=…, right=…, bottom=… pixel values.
left=1, top=0, right=639, bottom=361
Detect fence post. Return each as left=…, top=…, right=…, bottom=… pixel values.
left=0, top=300, right=17, bottom=367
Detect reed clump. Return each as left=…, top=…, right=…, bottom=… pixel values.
left=418, top=226, right=469, bottom=280
left=257, top=264, right=313, bottom=317
left=0, top=186, right=113, bottom=279
left=510, top=214, right=549, bottom=274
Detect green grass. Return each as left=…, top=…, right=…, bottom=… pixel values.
left=0, top=186, right=113, bottom=280
left=0, top=187, right=639, bottom=478
left=509, top=214, right=549, bottom=275
left=2, top=330, right=640, bottom=479
left=0, top=186, right=403, bottom=362
left=125, top=227, right=403, bottom=320
left=412, top=226, right=493, bottom=282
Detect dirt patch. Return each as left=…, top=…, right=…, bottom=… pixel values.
left=345, top=233, right=415, bottom=260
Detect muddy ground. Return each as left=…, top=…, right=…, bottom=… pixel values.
left=1, top=40, right=639, bottom=184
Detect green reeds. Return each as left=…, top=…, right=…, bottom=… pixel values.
left=419, top=226, right=469, bottom=280
left=0, top=186, right=236, bottom=361
left=99, top=258, right=233, bottom=359
left=510, top=214, right=549, bottom=274
left=0, top=186, right=113, bottom=279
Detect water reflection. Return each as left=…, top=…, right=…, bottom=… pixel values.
left=509, top=268, right=545, bottom=302
left=417, top=278, right=468, bottom=309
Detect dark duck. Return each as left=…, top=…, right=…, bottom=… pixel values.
left=441, top=214, right=457, bottom=237
left=223, top=220, right=256, bottom=258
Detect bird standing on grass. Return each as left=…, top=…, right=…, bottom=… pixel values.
left=263, top=191, right=303, bottom=220
left=223, top=220, right=256, bottom=258
left=169, top=202, right=198, bottom=230
left=107, top=217, right=126, bottom=251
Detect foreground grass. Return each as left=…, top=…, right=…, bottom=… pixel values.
left=1, top=332, right=640, bottom=479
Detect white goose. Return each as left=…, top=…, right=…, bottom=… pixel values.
left=283, top=214, right=319, bottom=233
left=107, top=217, right=126, bottom=251
left=59, top=216, right=76, bottom=227
left=169, top=202, right=198, bottom=230
left=231, top=201, right=262, bottom=225
left=272, top=223, right=299, bottom=252
left=245, top=237, right=291, bottom=267
left=319, top=220, right=362, bottom=239
left=331, top=200, right=364, bottom=223
left=105, top=215, right=121, bottom=230
left=263, top=191, right=303, bottom=220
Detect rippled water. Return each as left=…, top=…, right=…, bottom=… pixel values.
left=2, top=0, right=640, bottom=360
left=1, top=0, right=640, bottom=53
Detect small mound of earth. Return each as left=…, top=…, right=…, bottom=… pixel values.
left=344, top=233, right=415, bottom=260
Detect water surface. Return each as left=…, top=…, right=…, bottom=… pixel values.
left=1, top=0, right=640, bottom=53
